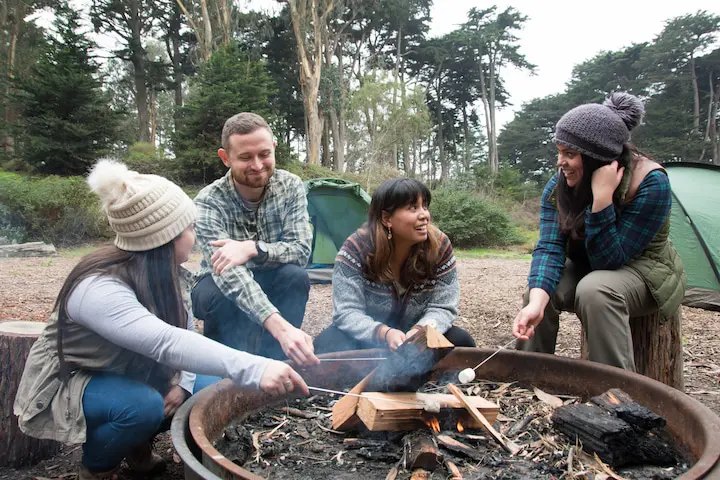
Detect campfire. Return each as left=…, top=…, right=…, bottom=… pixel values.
left=209, top=327, right=688, bottom=480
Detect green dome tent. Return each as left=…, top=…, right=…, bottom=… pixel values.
left=304, top=178, right=371, bottom=283
left=665, top=162, right=720, bottom=311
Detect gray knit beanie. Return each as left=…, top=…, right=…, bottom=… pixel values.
left=554, top=92, right=645, bottom=162
left=87, top=159, right=196, bottom=252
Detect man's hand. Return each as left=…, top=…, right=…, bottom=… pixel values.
left=163, top=385, right=187, bottom=418
left=210, top=239, right=258, bottom=274
left=259, top=360, right=310, bottom=396
left=264, top=313, right=319, bottom=366
left=513, top=288, right=550, bottom=341
left=591, top=160, right=624, bottom=212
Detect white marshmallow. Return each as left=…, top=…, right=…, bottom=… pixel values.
left=423, top=399, right=441, bottom=413
left=458, top=368, right=476, bottom=384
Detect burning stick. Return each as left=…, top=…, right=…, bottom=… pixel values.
left=447, top=383, right=521, bottom=455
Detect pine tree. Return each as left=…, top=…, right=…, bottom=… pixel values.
left=14, top=6, right=120, bottom=175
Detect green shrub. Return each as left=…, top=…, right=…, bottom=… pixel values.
left=0, top=171, right=111, bottom=246
left=430, top=188, right=523, bottom=248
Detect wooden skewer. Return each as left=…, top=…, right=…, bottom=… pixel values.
left=447, top=383, right=521, bottom=455
left=471, top=338, right=516, bottom=371
left=318, top=357, right=387, bottom=362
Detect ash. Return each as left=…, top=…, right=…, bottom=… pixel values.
left=215, top=371, right=689, bottom=480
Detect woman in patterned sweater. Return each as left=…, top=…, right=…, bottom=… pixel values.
left=314, top=178, right=475, bottom=353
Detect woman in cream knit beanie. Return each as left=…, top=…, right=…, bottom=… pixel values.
left=513, top=92, right=685, bottom=373
left=13, top=160, right=309, bottom=480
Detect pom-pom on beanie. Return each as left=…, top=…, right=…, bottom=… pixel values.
left=87, top=159, right=195, bottom=251
left=554, top=92, right=645, bottom=162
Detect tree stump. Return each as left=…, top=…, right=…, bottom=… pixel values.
left=580, top=309, right=683, bottom=391
left=0, top=320, right=62, bottom=467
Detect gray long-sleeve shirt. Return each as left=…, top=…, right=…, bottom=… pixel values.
left=67, top=275, right=270, bottom=389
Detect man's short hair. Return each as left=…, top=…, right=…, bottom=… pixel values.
left=221, top=113, right=273, bottom=150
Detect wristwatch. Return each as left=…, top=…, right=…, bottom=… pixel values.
left=255, top=240, right=269, bottom=263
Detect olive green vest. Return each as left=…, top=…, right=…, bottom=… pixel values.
left=552, top=163, right=686, bottom=318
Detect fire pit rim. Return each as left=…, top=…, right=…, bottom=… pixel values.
left=188, top=348, right=720, bottom=480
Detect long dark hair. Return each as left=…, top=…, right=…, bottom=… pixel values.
left=557, top=143, right=651, bottom=239
left=363, top=178, right=441, bottom=285
left=55, top=242, right=185, bottom=391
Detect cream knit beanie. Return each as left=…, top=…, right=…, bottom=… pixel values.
left=87, top=159, right=195, bottom=252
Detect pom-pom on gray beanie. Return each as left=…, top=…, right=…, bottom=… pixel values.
left=554, top=92, right=645, bottom=162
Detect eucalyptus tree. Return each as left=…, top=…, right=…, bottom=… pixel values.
left=458, top=6, right=535, bottom=174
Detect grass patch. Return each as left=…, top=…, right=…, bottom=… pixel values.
left=455, top=247, right=532, bottom=260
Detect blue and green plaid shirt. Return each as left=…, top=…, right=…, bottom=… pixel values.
left=528, top=170, right=672, bottom=296
left=194, top=169, right=312, bottom=324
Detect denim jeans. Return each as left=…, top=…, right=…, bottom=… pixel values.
left=191, top=264, right=310, bottom=360
left=81, top=372, right=223, bottom=471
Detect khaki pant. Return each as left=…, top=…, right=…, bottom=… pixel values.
left=516, top=261, right=658, bottom=371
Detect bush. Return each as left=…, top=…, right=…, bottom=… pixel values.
left=0, top=171, right=111, bottom=246
left=430, top=188, right=523, bottom=248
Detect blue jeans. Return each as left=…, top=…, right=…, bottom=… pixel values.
left=191, top=264, right=310, bottom=360
left=81, top=373, right=223, bottom=471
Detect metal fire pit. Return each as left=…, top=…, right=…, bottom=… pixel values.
left=172, top=348, right=720, bottom=479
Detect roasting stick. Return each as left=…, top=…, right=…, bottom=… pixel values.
left=307, top=386, right=441, bottom=412
left=458, top=338, right=516, bottom=384
left=318, top=357, right=387, bottom=362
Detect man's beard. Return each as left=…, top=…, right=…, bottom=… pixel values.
left=233, top=166, right=273, bottom=188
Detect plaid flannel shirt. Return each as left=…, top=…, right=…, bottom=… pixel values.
left=528, top=170, right=672, bottom=296
left=194, top=169, right=312, bottom=324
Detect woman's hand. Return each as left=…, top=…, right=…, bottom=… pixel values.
left=385, top=328, right=406, bottom=351
left=163, top=385, right=187, bottom=418
left=591, top=160, right=624, bottom=212
left=259, top=360, right=310, bottom=396
left=513, top=288, right=550, bottom=341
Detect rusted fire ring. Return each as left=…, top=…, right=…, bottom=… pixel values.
left=187, top=348, right=720, bottom=479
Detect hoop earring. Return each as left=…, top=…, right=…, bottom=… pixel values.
left=387, top=227, right=392, bottom=240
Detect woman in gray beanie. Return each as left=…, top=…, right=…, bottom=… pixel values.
left=13, top=160, right=309, bottom=480
left=513, top=92, right=686, bottom=371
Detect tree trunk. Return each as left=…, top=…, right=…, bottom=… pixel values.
left=287, top=0, right=334, bottom=165
left=690, top=54, right=700, bottom=135
left=488, top=54, right=499, bottom=174
left=478, top=63, right=492, bottom=173
left=170, top=4, right=183, bottom=109
left=1, top=2, right=24, bottom=154
left=462, top=106, right=470, bottom=174
left=321, top=115, right=331, bottom=167
left=0, top=321, right=62, bottom=467
left=580, top=309, right=684, bottom=391
left=130, top=1, right=150, bottom=142
left=200, top=0, right=213, bottom=60
left=436, top=80, right=445, bottom=182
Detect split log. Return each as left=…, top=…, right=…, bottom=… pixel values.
left=551, top=388, right=679, bottom=468
left=0, top=242, right=56, bottom=258
left=403, top=431, right=443, bottom=471
left=0, top=320, right=62, bottom=467
left=355, top=392, right=498, bottom=431
left=447, top=384, right=521, bottom=455
left=435, top=434, right=483, bottom=461
left=580, top=308, right=683, bottom=391
left=332, top=326, right=454, bottom=430
left=410, top=470, right=429, bottom=480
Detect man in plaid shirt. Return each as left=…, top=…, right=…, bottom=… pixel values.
left=191, top=113, right=319, bottom=366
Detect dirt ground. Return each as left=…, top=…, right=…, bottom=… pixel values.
left=1, top=251, right=718, bottom=479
